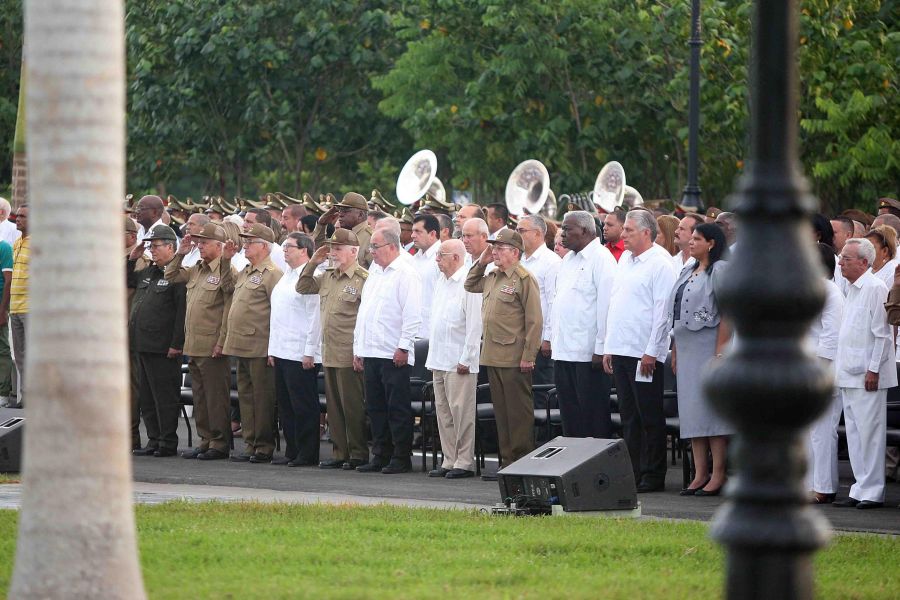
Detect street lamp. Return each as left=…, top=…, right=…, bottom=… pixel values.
left=680, top=0, right=702, bottom=210
left=704, top=1, right=832, bottom=599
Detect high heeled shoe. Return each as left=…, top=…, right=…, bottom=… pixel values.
left=679, top=478, right=711, bottom=496
left=694, top=480, right=726, bottom=497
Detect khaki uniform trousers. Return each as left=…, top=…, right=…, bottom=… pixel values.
left=323, top=366, right=368, bottom=462
left=237, top=357, right=276, bottom=456
left=432, top=370, right=477, bottom=472
left=486, top=366, right=533, bottom=466
left=189, top=356, right=232, bottom=453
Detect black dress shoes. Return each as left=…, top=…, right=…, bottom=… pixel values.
left=694, top=485, right=722, bottom=497
left=832, top=497, right=860, bottom=508
left=382, top=461, right=412, bottom=474
left=341, top=459, right=366, bottom=470
left=249, top=453, right=272, bottom=464
left=319, top=458, right=347, bottom=469
left=481, top=473, right=498, bottom=482
left=153, top=448, right=177, bottom=457
left=197, top=448, right=228, bottom=461
left=132, top=446, right=158, bottom=457
left=446, top=469, right=474, bottom=479
left=357, top=459, right=388, bottom=473
left=856, top=500, right=884, bottom=509
left=182, top=447, right=205, bottom=459
left=680, top=479, right=711, bottom=496
left=428, top=467, right=450, bottom=478
left=637, top=482, right=665, bottom=493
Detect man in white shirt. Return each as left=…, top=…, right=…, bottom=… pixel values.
left=517, top=215, right=561, bottom=385
left=485, top=203, right=509, bottom=240
left=603, top=210, right=677, bottom=492
left=181, top=213, right=210, bottom=268
left=831, top=216, right=854, bottom=294
left=672, top=213, right=704, bottom=273
left=550, top=211, right=617, bottom=438
left=134, top=195, right=166, bottom=243
left=268, top=233, right=322, bottom=467
left=353, top=229, right=423, bottom=474
left=0, top=198, right=21, bottom=247
left=833, top=238, right=897, bottom=509
left=454, top=204, right=485, bottom=238
left=426, top=239, right=482, bottom=479
left=411, top=214, right=441, bottom=339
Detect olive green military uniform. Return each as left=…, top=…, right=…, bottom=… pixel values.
left=223, top=256, right=282, bottom=457
left=296, top=260, right=369, bottom=463
left=127, top=250, right=149, bottom=449
left=165, top=252, right=235, bottom=454
left=127, top=255, right=187, bottom=452
left=313, top=221, right=372, bottom=269
left=464, top=259, right=543, bottom=465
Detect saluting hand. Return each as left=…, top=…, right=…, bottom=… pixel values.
left=478, top=247, right=493, bottom=266
left=223, top=239, right=238, bottom=260
left=128, top=243, right=145, bottom=261
left=310, top=245, right=329, bottom=266
left=319, top=207, right=338, bottom=226
left=177, top=234, right=192, bottom=256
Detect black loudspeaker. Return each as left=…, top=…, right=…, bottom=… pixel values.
left=498, top=437, right=637, bottom=512
left=0, top=408, right=24, bottom=472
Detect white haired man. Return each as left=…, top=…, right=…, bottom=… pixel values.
left=832, top=238, right=896, bottom=509
left=426, top=239, right=482, bottom=479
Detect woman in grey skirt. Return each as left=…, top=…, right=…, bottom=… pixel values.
left=667, top=223, right=733, bottom=496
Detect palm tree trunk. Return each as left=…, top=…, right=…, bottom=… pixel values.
left=11, top=58, right=27, bottom=209
left=10, top=1, right=146, bottom=598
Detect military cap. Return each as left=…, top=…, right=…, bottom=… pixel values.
left=398, top=207, right=415, bottom=225
left=323, top=228, right=359, bottom=247
left=275, top=192, right=300, bottom=206
left=125, top=216, right=138, bottom=233
left=205, top=197, right=226, bottom=216
left=302, top=192, right=326, bottom=216
left=705, top=206, right=723, bottom=219
left=191, top=223, right=227, bottom=243
left=265, top=193, right=287, bottom=210
left=878, top=198, right=900, bottom=212
left=487, top=228, right=524, bottom=252
left=334, top=192, right=368, bottom=211
left=239, top=223, right=276, bottom=243
left=145, top=224, right=178, bottom=242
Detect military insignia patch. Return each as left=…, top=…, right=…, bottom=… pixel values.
left=156, top=279, right=169, bottom=287
left=500, top=285, right=516, bottom=295
left=342, top=285, right=358, bottom=296
left=206, top=275, right=220, bottom=285
left=250, top=274, right=263, bottom=285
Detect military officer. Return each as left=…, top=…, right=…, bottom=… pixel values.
left=312, top=192, right=373, bottom=268
left=464, top=229, right=543, bottom=477
left=127, top=225, right=187, bottom=457
left=296, top=228, right=370, bottom=470
left=126, top=216, right=149, bottom=450
left=165, top=222, right=235, bottom=461
left=223, top=223, right=282, bottom=463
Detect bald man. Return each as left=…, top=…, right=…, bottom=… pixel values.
left=135, top=195, right=166, bottom=243
left=425, top=239, right=483, bottom=478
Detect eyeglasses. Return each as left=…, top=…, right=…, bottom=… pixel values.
left=515, top=228, right=536, bottom=235
left=370, top=242, right=390, bottom=250
left=282, top=244, right=299, bottom=250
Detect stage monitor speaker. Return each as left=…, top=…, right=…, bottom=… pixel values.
left=498, top=437, right=636, bottom=512
left=0, top=408, right=24, bottom=473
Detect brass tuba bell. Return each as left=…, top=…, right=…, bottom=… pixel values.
left=505, top=159, right=550, bottom=216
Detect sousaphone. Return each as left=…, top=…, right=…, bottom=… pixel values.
left=591, top=161, right=626, bottom=213
left=504, top=159, right=549, bottom=217
left=623, top=185, right=644, bottom=209
left=397, top=149, right=446, bottom=206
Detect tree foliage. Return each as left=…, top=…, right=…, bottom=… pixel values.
left=0, top=1, right=896, bottom=211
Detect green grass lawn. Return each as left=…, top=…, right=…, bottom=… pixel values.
left=0, top=502, right=895, bottom=599
left=0, top=474, right=18, bottom=484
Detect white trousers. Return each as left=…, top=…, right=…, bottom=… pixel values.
left=840, top=387, right=887, bottom=502
left=431, top=369, right=477, bottom=472
left=805, top=388, right=842, bottom=494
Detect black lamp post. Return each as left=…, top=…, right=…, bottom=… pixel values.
left=704, top=1, right=831, bottom=599
left=680, top=0, right=702, bottom=210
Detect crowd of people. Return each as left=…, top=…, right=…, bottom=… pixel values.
left=3, top=190, right=898, bottom=507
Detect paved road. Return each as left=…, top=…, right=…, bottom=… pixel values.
left=3, top=417, right=898, bottom=534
